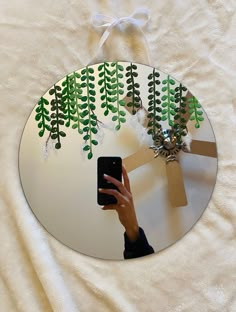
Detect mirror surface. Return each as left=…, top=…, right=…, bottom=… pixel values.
left=19, top=62, right=217, bottom=260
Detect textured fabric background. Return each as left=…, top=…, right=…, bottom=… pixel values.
left=0, top=0, right=236, bottom=311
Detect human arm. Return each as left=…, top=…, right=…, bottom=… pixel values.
left=99, top=165, right=154, bottom=259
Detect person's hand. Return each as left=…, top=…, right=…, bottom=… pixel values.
left=99, top=165, right=139, bottom=241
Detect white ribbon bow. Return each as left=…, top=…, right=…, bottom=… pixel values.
left=90, top=8, right=151, bottom=64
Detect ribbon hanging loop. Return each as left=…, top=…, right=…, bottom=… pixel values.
left=90, top=8, right=151, bottom=65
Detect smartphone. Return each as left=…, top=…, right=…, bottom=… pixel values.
left=97, top=156, right=122, bottom=205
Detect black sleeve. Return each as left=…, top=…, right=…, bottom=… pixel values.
left=123, top=227, right=154, bottom=259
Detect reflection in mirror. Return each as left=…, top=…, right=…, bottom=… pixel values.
left=19, top=62, right=217, bottom=260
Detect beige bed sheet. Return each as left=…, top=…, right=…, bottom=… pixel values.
left=0, top=0, right=236, bottom=311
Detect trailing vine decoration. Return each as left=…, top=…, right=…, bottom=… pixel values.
left=35, top=97, right=51, bottom=137
left=147, top=68, right=162, bottom=139
left=110, top=62, right=126, bottom=130
left=173, top=83, right=188, bottom=141
left=188, top=96, right=204, bottom=128
left=161, top=75, right=176, bottom=127
left=98, top=62, right=117, bottom=117
left=62, top=72, right=83, bottom=133
left=35, top=62, right=205, bottom=159
left=125, top=63, right=141, bottom=114
left=49, top=85, right=66, bottom=149
left=79, top=66, right=98, bottom=159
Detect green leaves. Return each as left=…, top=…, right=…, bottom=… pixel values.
left=147, top=68, right=161, bottom=139
left=172, top=83, right=188, bottom=140
left=98, top=62, right=116, bottom=116
left=126, top=63, right=141, bottom=114
left=160, top=75, right=176, bottom=128
left=78, top=66, right=98, bottom=159
left=49, top=84, right=66, bottom=149
left=36, top=62, right=204, bottom=160
left=187, top=96, right=204, bottom=128
left=35, top=97, right=51, bottom=137
left=64, top=72, right=83, bottom=132
left=98, top=62, right=126, bottom=131
left=61, top=69, right=99, bottom=158
left=61, top=75, right=77, bottom=128
left=111, top=62, right=126, bottom=130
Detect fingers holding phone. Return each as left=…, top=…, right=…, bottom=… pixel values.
left=102, top=171, right=130, bottom=199
left=98, top=163, right=139, bottom=241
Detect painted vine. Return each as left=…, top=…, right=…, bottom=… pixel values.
left=147, top=68, right=162, bottom=139
left=126, top=63, right=141, bottom=114
left=35, top=62, right=204, bottom=159
left=173, top=83, right=188, bottom=143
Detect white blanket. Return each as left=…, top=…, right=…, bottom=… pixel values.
left=0, top=1, right=236, bottom=311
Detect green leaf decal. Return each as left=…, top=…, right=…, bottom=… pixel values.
left=63, top=72, right=83, bottom=133
left=147, top=68, right=161, bottom=139
left=125, top=62, right=141, bottom=114
left=110, top=62, right=126, bottom=130
left=35, top=97, right=51, bottom=138
left=187, top=96, right=204, bottom=129
left=98, top=62, right=126, bottom=130
left=172, top=83, right=188, bottom=140
left=78, top=66, right=98, bottom=159
left=160, top=75, right=176, bottom=128
left=49, top=85, right=66, bottom=149
left=36, top=62, right=204, bottom=160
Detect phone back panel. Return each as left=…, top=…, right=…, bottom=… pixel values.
left=97, top=157, right=122, bottom=205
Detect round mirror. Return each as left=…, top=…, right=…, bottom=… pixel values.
left=19, top=62, right=217, bottom=260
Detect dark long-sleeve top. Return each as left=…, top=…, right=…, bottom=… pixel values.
left=123, top=227, right=154, bottom=259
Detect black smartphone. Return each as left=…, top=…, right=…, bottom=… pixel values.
left=97, top=156, right=122, bottom=205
